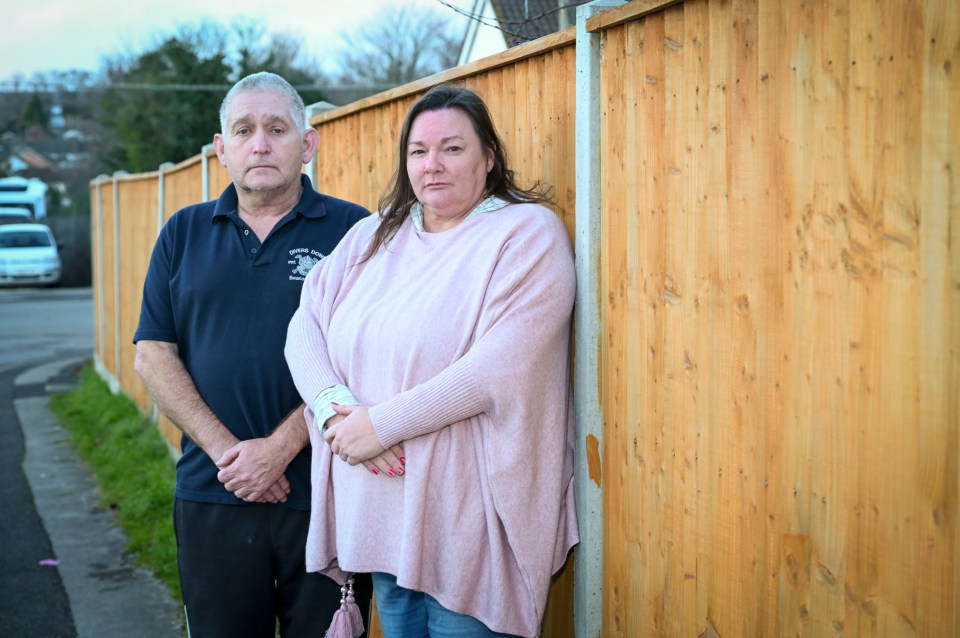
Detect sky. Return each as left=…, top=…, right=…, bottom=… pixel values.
left=0, top=0, right=472, bottom=83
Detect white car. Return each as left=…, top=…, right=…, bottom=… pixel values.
left=0, top=223, right=62, bottom=286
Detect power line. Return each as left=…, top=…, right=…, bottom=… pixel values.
left=434, top=0, right=586, bottom=44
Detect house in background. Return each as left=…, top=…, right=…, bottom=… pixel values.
left=458, top=0, right=591, bottom=65
left=5, top=147, right=54, bottom=174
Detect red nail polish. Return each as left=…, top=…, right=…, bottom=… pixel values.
left=396, top=466, right=404, bottom=475
left=388, top=470, right=395, bottom=477
left=372, top=469, right=379, bottom=475
left=331, top=401, right=340, bottom=406
left=400, top=457, right=406, bottom=464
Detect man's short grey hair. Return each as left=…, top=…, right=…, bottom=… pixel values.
left=219, top=72, right=307, bottom=135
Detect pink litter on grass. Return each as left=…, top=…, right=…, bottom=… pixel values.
left=39, top=559, right=60, bottom=567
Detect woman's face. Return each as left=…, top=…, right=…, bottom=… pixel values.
left=406, top=108, right=494, bottom=233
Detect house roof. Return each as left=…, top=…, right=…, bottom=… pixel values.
left=24, top=124, right=52, bottom=141
left=13, top=147, right=53, bottom=170
left=489, top=0, right=590, bottom=46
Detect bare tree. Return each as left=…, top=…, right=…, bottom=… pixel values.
left=327, top=5, right=462, bottom=104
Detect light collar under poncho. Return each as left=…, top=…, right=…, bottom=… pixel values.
left=411, top=196, right=509, bottom=232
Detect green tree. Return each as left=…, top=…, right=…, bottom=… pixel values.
left=22, top=93, right=49, bottom=130
left=99, top=21, right=327, bottom=173
left=100, top=24, right=230, bottom=172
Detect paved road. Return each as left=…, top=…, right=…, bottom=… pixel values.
left=0, top=287, right=182, bottom=637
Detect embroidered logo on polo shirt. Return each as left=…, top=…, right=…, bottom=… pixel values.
left=288, top=248, right=325, bottom=281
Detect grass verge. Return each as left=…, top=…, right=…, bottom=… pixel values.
left=49, top=364, right=181, bottom=602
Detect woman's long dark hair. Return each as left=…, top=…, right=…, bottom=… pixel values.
left=361, top=84, right=552, bottom=262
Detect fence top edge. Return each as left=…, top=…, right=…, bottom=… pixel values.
left=586, top=0, right=685, bottom=32
left=308, top=28, right=576, bottom=126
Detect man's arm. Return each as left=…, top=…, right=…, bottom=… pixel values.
left=134, top=339, right=290, bottom=503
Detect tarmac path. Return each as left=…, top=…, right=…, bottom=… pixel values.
left=0, top=288, right=181, bottom=637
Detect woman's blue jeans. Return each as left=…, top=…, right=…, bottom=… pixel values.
left=371, top=572, right=519, bottom=638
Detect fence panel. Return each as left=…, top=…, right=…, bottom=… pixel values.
left=163, top=159, right=204, bottom=222
left=116, top=175, right=159, bottom=411
left=597, top=0, right=959, bottom=635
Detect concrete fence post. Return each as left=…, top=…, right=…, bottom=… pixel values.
left=106, top=171, right=127, bottom=395
left=201, top=144, right=215, bottom=202
left=575, top=2, right=624, bottom=636
left=93, top=174, right=109, bottom=382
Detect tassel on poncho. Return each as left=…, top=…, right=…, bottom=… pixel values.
left=325, top=576, right=364, bottom=638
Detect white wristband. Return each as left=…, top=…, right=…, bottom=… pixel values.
left=312, top=384, right=359, bottom=431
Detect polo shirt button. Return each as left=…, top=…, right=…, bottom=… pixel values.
left=244, top=229, right=249, bottom=235
left=251, top=248, right=257, bottom=253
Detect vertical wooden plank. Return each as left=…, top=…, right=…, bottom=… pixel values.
left=753, top=1, right=789, bottom=635
left=843, top=0, right=885, bottom=634
left=628, top=16, right=653, bottom=637
left=360, top=109, right=377, bottom=209
left=699, top=0, right=738, bottom=633
left=726, top=2, right=780, bottom=634
left=779, top=0, right=820, bottom=633
left=543, top=49, right=562, bottom=220
left=600, top=22, right=633, bottom=638
left=798, top=0, right=852, bottom=633
left=530, top=52, right=548, bottom=205
left=343, top=113, right=360, bottom=202
left=511, top=56, right=531, bottom=189
left=633, top=12, right=671, bottom=636
left=679, top=3, right=716, bottom=633
left=661, top=4, right=698, bottom=635
left=675, top=3, right=712, bottom=634
left=919, top=0, right=959, bottom=633
left=313, top=121, right=329, bottom=194
left=555, top=46, right=578, bottom=229
left=878, top=0, right=935, bottom=634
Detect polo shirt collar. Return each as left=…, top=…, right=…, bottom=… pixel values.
left=211, top=174, right=326, bottom=221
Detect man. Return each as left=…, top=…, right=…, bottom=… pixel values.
left=134, top=72, right=371, bottom=637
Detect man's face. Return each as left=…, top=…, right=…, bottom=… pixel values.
left=214, top=90, right=309, bottom=197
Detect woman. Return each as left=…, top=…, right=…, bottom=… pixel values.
left=285, top=84, right=578, bottom=638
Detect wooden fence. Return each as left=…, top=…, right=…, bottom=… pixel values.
left=91, top=0, right=958, bottom=635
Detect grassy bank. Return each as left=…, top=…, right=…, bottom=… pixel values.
left=49, top=365, right=181, bottom=602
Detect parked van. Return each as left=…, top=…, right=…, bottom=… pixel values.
left=0, top=223, right=62, bottom=286
left=0, top=177, right=48, bottom=219
left=0, top=206, right=33, bottom=223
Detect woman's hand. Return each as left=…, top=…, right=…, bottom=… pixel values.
left=324, top=404, right=399, bottom=472
left=363, top=444, right=405, bottom=477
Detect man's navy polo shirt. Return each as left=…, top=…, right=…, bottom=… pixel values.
left=134, top=175, right=368, bottom=510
